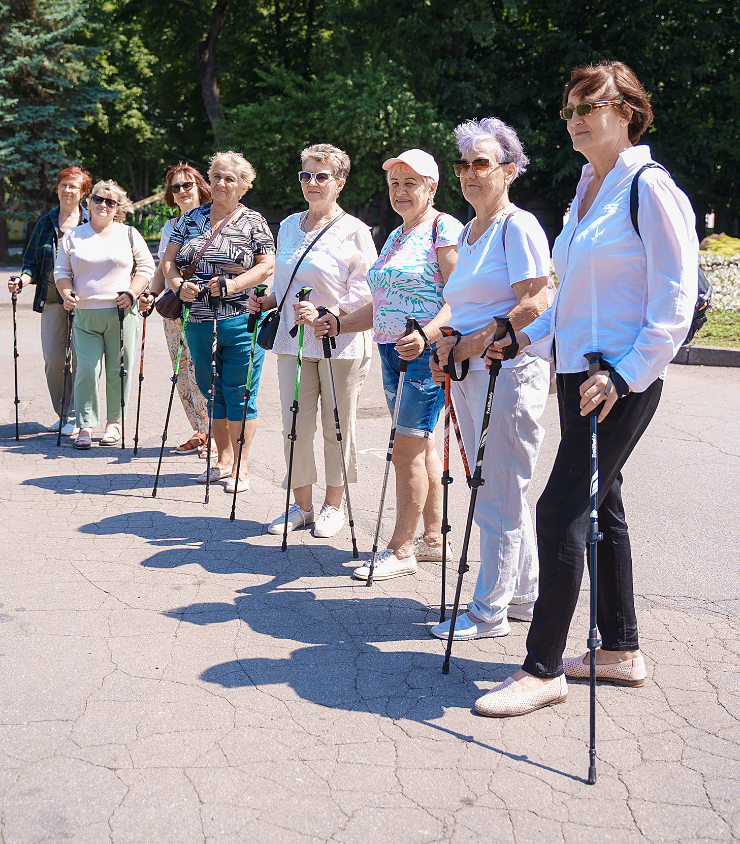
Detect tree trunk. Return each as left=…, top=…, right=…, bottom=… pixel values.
left=199, top=0, right=229, bottom=146
left=0, top=179, right=9, bottom=261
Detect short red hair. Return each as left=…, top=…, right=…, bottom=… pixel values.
left=163, top=163, right=211, bottom=209
left=56, top=166, right=92, bottom=201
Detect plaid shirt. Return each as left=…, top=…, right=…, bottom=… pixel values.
left=22, top=207, right=88, bottom=312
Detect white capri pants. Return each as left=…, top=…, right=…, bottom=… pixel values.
left=277, top=353, right=371, bottom=490
left=451, top=355, right=550, bottom=623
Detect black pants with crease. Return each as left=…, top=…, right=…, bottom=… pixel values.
left=522, top=372, right=663, bottom=679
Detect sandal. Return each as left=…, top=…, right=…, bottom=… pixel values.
left=74, top=431, right=92, bottom=450
left=175, top=433, right=206, bottom=455
left=100, top=423, right=121, bottom=446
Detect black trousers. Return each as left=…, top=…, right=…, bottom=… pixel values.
left=522, top=372, right=663, bottom=679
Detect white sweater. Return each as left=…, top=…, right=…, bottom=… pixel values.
left=54, top=222, right=155, bottom=309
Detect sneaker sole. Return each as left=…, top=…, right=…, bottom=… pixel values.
left=429, top=625, right=510, bottom=641
left=353, top=567, right=417, bottom=581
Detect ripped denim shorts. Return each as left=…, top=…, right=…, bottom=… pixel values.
left=377, top=342, right=445, bottom=438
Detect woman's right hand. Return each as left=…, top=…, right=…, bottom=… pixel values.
left=177, top=280, right=200, bottom=303
left=314, top=312, right=337, bottom=340
left=8, top=276, right=22, bottom=295
left=247, top=288, right=274, bottom=314
left=63, top=290, right=78, bottom=312
left=483, top=330, right=531, bottom=368
left=139, top=290, right=155, bottom=312
left=429, top=353, right=445, bottom=387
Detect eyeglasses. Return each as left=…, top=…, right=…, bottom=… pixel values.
left=171, top=181, right=194, bottom=193
left=560, top=100, right=623, bottom=120
left=91, top=195, right=118, bottom=208
left=452, top=159, right=504, bottom=177
left=298, top=171, right=333, bottom=185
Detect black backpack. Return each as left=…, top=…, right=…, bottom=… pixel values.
left=630, top=163, right=712, bottom=345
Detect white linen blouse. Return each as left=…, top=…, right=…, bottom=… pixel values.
left=525, top=145, right=699, bottom=393
left=271, top=212, right=377, bottom=360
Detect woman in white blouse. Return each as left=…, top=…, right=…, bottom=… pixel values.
left=249, top=144, right=376, bottom=539
left=476, top=61, right=699, bottom=718
left=428, top=118, right=551, bottom=641
left=55, top=180, right=155, bottom=448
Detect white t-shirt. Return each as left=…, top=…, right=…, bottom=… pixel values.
left=54, top=222, right=155, bottom=309
left=443, top=206, right=550, bottom=370
left=271, top=212, right=377, bottom=360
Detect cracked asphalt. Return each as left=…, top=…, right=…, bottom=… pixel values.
left=1, top=271, right=739, bottom=843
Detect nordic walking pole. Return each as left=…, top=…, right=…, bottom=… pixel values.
left=584, top=351, right=604, bottom=786
left=282, top=286, right=313, bottom=551
left=10, top=278, right=20, bottom=440
left=116, top=293, right=127, bottom=448
left=442, top=317, right=517, bottom=674
left=317, top=306, right=359, bottom=558
left=366, top=317, right=415, bottom=586
left=152, top=305, right=191, bottom=497
left=133, top=303, right=152, bottom=455
left=57, top=298, right=76, bottom=447
left=437, top=326, right=458, bottom=623
left=204, top=290, right=219, bottom=505
left=449, top=403, right=471, bottom=480
left=229, top=283, right=268, bottom=521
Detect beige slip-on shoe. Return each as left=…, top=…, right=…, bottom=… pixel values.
left=562, top=652, right=646, bottom=687
left=475, top=674, right=568, bottom=718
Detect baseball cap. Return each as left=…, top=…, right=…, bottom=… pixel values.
left=382, top=149, right=439, bottom=183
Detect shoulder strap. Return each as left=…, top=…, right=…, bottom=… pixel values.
left=182, top=205, right=242, bottom=279
left=501, top=208, right=518, bottom=254
left=128, top=225, right=137, bottom=278
left=630, top=163, right=669, bottom=238
left=431, top=212, right=443, bottom=244
left=275, top=211, right=346, bottom=315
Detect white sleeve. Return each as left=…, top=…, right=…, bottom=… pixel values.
left=335, top=223, right=376, bottom=314
left=131, top=228, right=156, bottom=283
left=505, top=212, right=551, bottom=285
left=615, top=175, right=698, bottom=392
left=53, top=231, right=74, bottom=283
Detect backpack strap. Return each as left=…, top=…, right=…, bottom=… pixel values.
left=630, top=163, right=669, bottom=238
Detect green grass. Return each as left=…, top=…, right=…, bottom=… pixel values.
left=691, top=308, right=740, bottom=348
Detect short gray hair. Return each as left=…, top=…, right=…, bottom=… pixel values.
left=454, top=118, right=529, bottom=181
left=208, top=150, right=256, bottom=193
left=88, top=180, right=133, bottom=223
left=301, top=144, right=351, bottom=181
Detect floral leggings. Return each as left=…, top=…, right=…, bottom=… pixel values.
left=162, top=317, right=209, bottom=438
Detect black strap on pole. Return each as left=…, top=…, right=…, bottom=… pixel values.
left=584, top=351, right=604, bottom=785
left=117, top=293, right=127, bottom=449
left=442, top=316, right=517, bottom=674
left=317, top=306, right=359, bottom=558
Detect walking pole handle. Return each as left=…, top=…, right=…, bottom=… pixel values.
left=585, top=351, right=603, bottom=378
left=316, top=306, right=337, bottom=358
left=247, top=284, right=268, bottom=334
left=289, top=287, right=313, bottom=338
left=399, top=317, right=415, bottom=373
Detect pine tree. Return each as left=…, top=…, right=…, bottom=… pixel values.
left=0, top=0, right=105, bottom=257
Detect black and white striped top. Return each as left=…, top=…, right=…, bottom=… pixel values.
left=170, top=203, right=275, bottom=322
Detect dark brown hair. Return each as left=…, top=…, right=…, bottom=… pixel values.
left=56, top=166, right=92, bottom=201
left=163, top=162, right=211, bottom=209
left=563, top=61, right=654, bottom=144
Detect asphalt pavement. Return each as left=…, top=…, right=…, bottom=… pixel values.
left=1, top=270, right=739, bottom=843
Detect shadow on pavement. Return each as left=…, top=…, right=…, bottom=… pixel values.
left=23, top=471, right=202, bottom=495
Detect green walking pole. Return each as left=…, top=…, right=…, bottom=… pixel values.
left=282, top=286, right=312, bottom=552
left=152, top=305, right=191, bottom=497
left=229, top=284, right=268, bottom=521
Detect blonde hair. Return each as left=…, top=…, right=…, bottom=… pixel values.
left=385, top=162, right=436, bottom=194
left=301, top=144, right=351, bottom=181
left=208, top=150, right=256, bottom=194
left=88, top=180, right=133, bottom=222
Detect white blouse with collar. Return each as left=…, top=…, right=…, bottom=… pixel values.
left=525, top=145, right=699, bottom=393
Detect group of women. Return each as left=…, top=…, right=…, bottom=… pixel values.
left=13, top=60, right=698, bottom=721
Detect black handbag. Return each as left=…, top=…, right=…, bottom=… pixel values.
left=257, top=212, right=346, bottom=350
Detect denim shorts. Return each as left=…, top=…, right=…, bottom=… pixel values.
left=378, top=343, right=444, bottom=438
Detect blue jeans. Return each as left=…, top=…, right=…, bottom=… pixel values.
left=186, top=314, right=265, bottom=422
left=377, top=343, right=444, bottom=438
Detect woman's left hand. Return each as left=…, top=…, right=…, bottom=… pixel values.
left=207, top=276, right=230, bottom=297
left=116, top=291, right=134, bottom=311
left=293, top=301, right=320, bottom=326
left=395, top=330, right=425, bottom=361
left=579, top=370, right=619, bottom=422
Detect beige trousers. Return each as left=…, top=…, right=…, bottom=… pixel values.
left=277, top=354, right=371, bottom=490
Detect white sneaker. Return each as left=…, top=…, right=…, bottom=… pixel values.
left=413, top=534, right=454, bottom=562
left=268, top=503, right=314, bottom=535
left=431, top=612, right=510, bottom=641
left=224, top=475, right=249, bottom=494
left=313, top=504, right=345, bottom=538
left=508, top=602, right=535, bottom=622
left=353, top=549, right=417, bottom=581
left=62, top=421, right=78, bottom=436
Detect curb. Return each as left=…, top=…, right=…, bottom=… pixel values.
left=673, top=344, right=740, bottom=367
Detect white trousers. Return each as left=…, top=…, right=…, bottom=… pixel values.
left=451, top=357, right=550, bottom=622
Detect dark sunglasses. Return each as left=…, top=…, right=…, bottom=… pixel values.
left=559, top=100, right=622, bottom=120
left=91, top=195, right=118, bottom=208
left=171, top=181, right=195, bottom=193
left=298, top=171, right=333, bottom=184
left=452, top=158, right=503, bottom=177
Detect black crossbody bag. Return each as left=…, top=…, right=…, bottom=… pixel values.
left=257, top=212, right=345, bottom=351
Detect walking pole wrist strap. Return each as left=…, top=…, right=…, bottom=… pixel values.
left=436, top=330, right=468, bottom=382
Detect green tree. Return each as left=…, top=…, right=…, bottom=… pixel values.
left=0, top=0, right=105, bottom=256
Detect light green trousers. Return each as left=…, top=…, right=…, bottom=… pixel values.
left=72, top=306, right=139, bottom=428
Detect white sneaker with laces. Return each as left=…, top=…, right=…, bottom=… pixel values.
left=413, top=534, right=454, bottom=562
left=313, top=504, right=345, bottom=538
left=268, top=503, right=314, bottom=535
left=353, top=549, right=417, bottom=581
left=431, top=612, right=510, bottom=641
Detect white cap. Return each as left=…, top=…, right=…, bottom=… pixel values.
left=382, top=148, right=439, bottom=183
